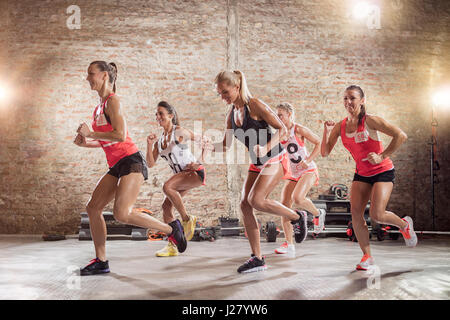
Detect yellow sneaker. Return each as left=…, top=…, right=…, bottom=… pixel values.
left=155, top=241, right=179, bottom=257
left=182, top=215, right=197, bottom=241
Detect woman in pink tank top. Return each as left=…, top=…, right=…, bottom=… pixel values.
left=274, top=102, right=325, bottom=258
left=321, top=85, right=417, bottom=271
left=73, top=61, right=187, bottom=275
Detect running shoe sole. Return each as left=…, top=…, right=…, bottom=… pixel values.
left=293, top=210, right=308, bottom=243
left=239, top=265, right=268, bottom=273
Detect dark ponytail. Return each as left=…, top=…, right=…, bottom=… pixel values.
left=359, top=104, right=366, bottom=125
left=108, top=62, right=117, bottom=93
left=157, top=101, right=180, bottom=125
left=89, top=61, right=118, bottom=92
left=346, top=85, right=365, bottom=125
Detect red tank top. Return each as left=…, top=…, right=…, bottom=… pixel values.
left=91, top=93, right=138, bottom=168
left=340, top=116, right=393, bottom=177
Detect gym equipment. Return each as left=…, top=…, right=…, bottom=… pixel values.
left=194, top=217, right=279, bottom=242
left=346, top=222, right=357, bottom=242
left=372, top=223, right=400, bottom=241
left=329, top=184, right=349, bottom=200
left=192, top=223, right=220, bottom=241
left=78, top=211, right=148, bottom=240
left=430, top=103, right=440, bottom=231
left=147, top=231, right=166, bottom=241
left=218, top=217, right=240, bottom=236
left=318, top=184, right=349, bottom=201
left=311, top=198, right=370, bottom=239
left=42, top=233, right=66, bottom=241
left=261, top=221, right=279, bottom=242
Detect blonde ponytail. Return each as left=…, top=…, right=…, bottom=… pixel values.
left=215, top=70, right=253, bottom=104
left=233, top=70, right=252, bottom=104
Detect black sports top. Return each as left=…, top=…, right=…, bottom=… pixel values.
left=231, top=104, right=283, bottom=166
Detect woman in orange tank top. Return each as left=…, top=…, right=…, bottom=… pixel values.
left=321, top=85, right=417, bottom=271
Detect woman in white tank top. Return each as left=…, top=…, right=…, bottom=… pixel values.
left=146, top=101, right=206, bottom=257
left=274, top=103, right=326, bottom=257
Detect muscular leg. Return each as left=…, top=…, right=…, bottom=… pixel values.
left=292, top=172, right=320, bottom=216
left=369, top=182, right=407, bottom=229
left=161, top=190, right=189, bottom=224
left=350, top=181, right=373, bottom=256
left=113, top=173, right=172, bottom=235
left=280, top=180, right=296, bottom=244
left=162, top=171, right=203, bottom=222
left=241, top=171, right=261, bottom=259
left=86, top=173, right=118, bottom=262
left=247, top=162, right=299, bottom=221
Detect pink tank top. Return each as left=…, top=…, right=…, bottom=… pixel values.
left=280, top=124, right=317, bottom=179
left=340, top=116, right=393, bottom=177
left=91, top=93, right=138, bottom=168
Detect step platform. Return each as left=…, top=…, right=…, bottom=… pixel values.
left=78, top=211, right=148, bottom=241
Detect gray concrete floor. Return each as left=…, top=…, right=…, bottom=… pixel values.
left=0, top=235, right=449, bottom=300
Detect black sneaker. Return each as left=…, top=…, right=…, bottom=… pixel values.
left=168, top=219, right=187, bottom=253
left=237, top=254, right=267, bottom=273
left=80, top=258, right=110, bottom=276
left=291, top=210, right=308, bottom=243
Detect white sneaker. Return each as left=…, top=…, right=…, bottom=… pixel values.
left=275, top=241, right=295, bottom=258
left=313, top=209, right=327, bottom=234
left=286, top=244, right=295, bottom=258
left=400, top=216, right=418, bottom=247
left=356, top=254, right=375, bottom=271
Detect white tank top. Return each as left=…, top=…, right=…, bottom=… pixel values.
left=157, top=127, right=198, bottom=174
left=281, top=124, right=317, bottom=178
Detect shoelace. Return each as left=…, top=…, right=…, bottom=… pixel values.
left=400, top=221, right=411, bottom=239
left=293, top=224, right=302, bottom=233
left=87, top=258, right=99, bottom=267
left=168, top=235, right=178, bottom=245
left=244, top=257, right=256, bottom=265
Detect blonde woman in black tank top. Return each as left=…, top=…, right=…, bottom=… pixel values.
left=204, top=70, right=308, bottom=273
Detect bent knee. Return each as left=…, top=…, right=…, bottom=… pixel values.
left=86, top=202, right=104, bottom=217
left=113, top=209, right=129, bottom=224
left=293, top=196, right=307, bottom=206
left=369, top=209, right=384, bottom=224
left=247, top=193, right=264, bottom=211
left=162, top=183, right=174, bottom=195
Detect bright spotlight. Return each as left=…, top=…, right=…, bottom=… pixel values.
left=0, top=87, right=5, bottom=100
left=353, top=2, right=372, bottom=20
left=0, top=84, right=10, bottom=102
left=432, top=88, right=450, bottom=108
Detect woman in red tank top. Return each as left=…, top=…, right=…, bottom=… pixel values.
left=321, top=85, right=417, bottom=271
left=73, top=61, right=187, bottom=275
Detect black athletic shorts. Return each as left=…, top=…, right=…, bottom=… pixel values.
left=353, top=169, right=395, bottom=185
left=107, top=151, right=148, bottom=181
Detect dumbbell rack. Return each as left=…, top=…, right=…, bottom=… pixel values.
left=78, top=211, right=148, bottom=240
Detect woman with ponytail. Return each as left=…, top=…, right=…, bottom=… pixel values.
left=205, top=70, right=307, bottom=273
left=274, top=102, right=325, bottom=258
left=74, top=61, right=186, bottom=275
left=146, top=101, right=207, bottom=257
left=321, top=85, right=416, bottom=271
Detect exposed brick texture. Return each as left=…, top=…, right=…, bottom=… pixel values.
left=0, top=0, right=449, bottom=234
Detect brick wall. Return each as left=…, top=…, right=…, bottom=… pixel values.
left=0, top=0, right=449, bottom=234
